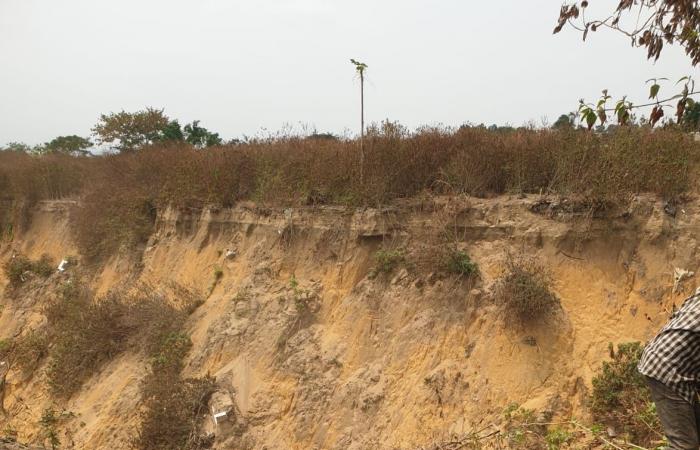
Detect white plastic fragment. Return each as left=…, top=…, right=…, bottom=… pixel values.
left=57, top=259, right=69, bottom=273
left=673, top=268, right=695, bottom=293
left=210, top=406, right=228, bottom=426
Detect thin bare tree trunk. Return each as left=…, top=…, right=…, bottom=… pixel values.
left=360, top=71, right=365, bottom=185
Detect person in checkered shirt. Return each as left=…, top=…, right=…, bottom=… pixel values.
left=638, top=292, right=700, bottom=449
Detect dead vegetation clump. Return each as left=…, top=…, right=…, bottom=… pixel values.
left=496, top=255, right=560, bottom=323
left=9, top=331, right=50, bottom=375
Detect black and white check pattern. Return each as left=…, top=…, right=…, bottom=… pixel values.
left=638, top=293, right=700, bottom=404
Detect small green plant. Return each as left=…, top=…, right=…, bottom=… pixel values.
left=372, top=249, right=406, bottom=275
left=545, top=427, right=572, bottom=450
left=496, top=255, right=559, bottom=323
left=289, top=275, right=314, bottom=313
left=289, top=274, right=299, bottom=291
left=591, top=342, right=663, bottom=447
left=39, top=407, right=74, bottom=450
left=444, top=250, right=478, bottom=276
left=151, top=332, right=192, bottom=371
left=1, top=223, right=14, bottom=242
left=502, top=404, right=541, bottom=449
left=0, top=338, right=10, bottom=356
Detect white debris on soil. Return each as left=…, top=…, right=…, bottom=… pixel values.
left=673, top=267, right=695, bottom=293
left=57, top=259, right=69, bottom=273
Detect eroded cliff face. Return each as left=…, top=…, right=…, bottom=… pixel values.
left=0, top=195, right=693, bottom=449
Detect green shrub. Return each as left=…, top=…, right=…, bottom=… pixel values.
left=3, top=256, right=34, bottom=286
left=545, top=427, right=573, bottom=450
left=150, top=332, right=192, bottom=372
left=502, top=404, right=543, bottom=449
left=372, top=249, right=406, bottom=275
left=444, top=250, right=478, bottom=276
left=3, top=254, right=55, bottom=287
left=38, top=407, right=74, bottom=450
left=591, top=342, right=663, bottom=447
left=496, top=256, right=559, bottom=323
left=0, top=339, right=10, bottom=357
left=33, top=254, right=55, bottom=278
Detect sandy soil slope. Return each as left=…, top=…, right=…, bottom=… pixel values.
left=0, top=195, right=692, bottom=449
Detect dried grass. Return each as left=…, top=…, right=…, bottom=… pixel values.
left=1, top=126, right=696, bottom=263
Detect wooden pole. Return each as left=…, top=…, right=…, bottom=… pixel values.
left=360, top=69, right=365, bottom=185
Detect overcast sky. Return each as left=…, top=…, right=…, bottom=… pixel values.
left=0, top=0, right=696, bottom=145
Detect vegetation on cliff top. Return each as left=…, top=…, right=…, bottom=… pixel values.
left=0, top=124, right=696, bottom=263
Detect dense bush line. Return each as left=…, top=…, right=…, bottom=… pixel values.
left=0, top=126, right=696, bottom=261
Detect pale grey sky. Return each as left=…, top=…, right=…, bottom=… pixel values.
left=0, top=0, right=696, bottom=145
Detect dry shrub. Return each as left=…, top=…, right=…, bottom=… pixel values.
left=12, top=331, right=50, bottom=374
left=25, top=277, right=211, bottom=446
left=412, top=196, right=480, bottom=278
left=0, top=151, right=86, bottom=230
left=3, top=254, right=54, bottom=287
left=43, top=282, right=198, bottom=398
left=496, top=255, right=559, bottom=323
left=591, top=342, right=663, bottom=447
left=1, top=127, right=697, bottom=262
left=135, top=297, right=215, bottom=449
left=135, top=362, right=216, bottom=450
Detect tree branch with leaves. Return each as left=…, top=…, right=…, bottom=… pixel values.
left=577, top=76, right=700, bottom=129
left=554, top=0, right=700, bottom=65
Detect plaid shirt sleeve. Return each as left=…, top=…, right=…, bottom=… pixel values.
left=638, top=294, right=700, bottom=404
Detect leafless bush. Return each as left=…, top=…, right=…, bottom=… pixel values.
left=496, top=255, right=560, bottom=323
